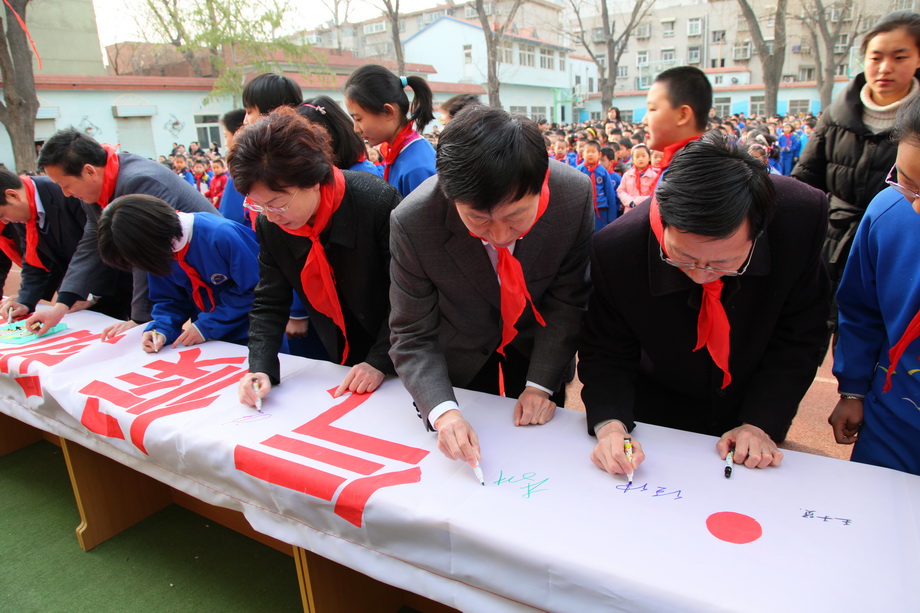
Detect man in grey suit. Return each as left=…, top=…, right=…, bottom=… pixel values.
left=27, top=128, right=218, bottom=337
left=389, top=106, right=593, bottom=469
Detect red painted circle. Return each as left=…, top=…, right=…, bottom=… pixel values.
left=706, top=512, right=763, bottom=544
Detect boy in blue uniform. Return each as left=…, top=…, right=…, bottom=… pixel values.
left=97, top=194, right=260, bottom=351
left=577, top=140, right=620, bottom=231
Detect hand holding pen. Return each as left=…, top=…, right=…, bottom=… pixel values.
left=238, top=372, right=271, bottom=411
left=590, top=420, right=646, bottom=478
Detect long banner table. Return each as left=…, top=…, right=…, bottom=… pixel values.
left=1, top=310, right=918, bottom=613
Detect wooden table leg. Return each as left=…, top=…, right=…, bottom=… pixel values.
left=0, top=412, right=43, bottom=456
left=61, top=438, right=171, bottom=551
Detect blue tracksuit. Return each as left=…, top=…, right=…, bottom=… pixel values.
left=384, top=136, right=436, bottom=197
left=777, top=132, right=801, bottom=176
left=349, top=159, right=384, bottom=177
left=145, top=213, right=259, bottom=346
left=578, top=162, right=620, bottom=231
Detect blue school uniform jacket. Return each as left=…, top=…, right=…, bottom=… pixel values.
left=349, top=158, right=385, bottom=177
left=145, top=213, right=260, bottom=346
left=577, top=163, right=620, bottom=229
left=385, top=136, right=436, bottom=197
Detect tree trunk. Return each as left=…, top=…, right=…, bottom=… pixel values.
left=0, top=0, right=39, bottom=172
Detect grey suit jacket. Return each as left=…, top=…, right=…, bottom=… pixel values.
left=389, top=159, right=594, bottom=423
left=57, top=153, right=219, bottom=321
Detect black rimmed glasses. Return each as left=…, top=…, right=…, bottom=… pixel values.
left=659, top=236, right=758, bottom=277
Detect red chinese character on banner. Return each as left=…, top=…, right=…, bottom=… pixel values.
left=0, top=330, right=105, bottom=375
left=235, top=387, right=430, bottom=528
left=78, top=348, right=247, bottom=453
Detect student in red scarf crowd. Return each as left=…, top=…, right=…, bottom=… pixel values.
left=578, top=133, right=830, bottom=478
left=344, top=64, right=436, bottom=197
left=388, top=105, right=593, bottom=470
left=617, top=144, right=659, bottom=213
left=576, top=139, right=620, bottom=231
left=97, top=194, right=259, bottom=352
left=231, top=108, right=401, bottom=405
left=0, top=167, right=120, bottom=320
left=28, top=128, right=218, bottom=338
left=645, top=66, right=712, bottom=173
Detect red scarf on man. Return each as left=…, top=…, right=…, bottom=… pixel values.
left=0, top=221, right=21, bottom=267
left=278, top=167, right=350, bottom=364
left=97, top=144, right=121, bottom=208
left=19, top=175, right=48, bottom=271
left=884, top=313, right=920, bottom=392
left=174, top=238, right=215, bottom=313
left=584, top=163, right=602, bottom=219
left=469, top=169, right=551, bottom=395
left=381, top=123, right=420, bottom=183
left=649, top=200, right=732, bottom=389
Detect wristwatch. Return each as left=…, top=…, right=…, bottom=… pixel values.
left=839, top=393, right=864, bottom=400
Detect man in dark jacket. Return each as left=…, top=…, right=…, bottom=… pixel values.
left=579, top=136, right=830, bottom=478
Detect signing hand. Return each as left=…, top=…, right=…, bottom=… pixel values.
left=828, top=396, right=864, bottom=444
left=0, top=298, right=28, bottom=321
left=101, top=319, right=139, bottom=341
left=24, top=302, right=68, bottom=336
left=717, top=424, right=783, bottom=469
left=434, top=409, right=481, bottom=467
left=141, top=330, right=166, bottom=353
left=591, top=420, right=646, bottom=476
left=334, top=362, right=384, bottom=398
left=238, top=372, right=271, bottom=407
left=173, top=325, right=205, bottom=348
left=513, top=386, right=556, bottom=426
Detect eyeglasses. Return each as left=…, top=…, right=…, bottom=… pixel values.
left=244, top=188, right=300, bottom=213
left=886, top=165, right=920, bottom=202
left=659, top=236, right=758, bottom=277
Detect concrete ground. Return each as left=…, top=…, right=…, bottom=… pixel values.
left=3, top=266, right=851, bottom=461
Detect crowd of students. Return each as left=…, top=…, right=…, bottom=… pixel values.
left=1, top=10, right=919, bottom=480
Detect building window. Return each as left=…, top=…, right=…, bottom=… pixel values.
left=897, top=0, right=915, bottom=11
left=464, top=44, right=472, bottom=64
left=588, top=77, right=594, bottom=92
left=750, top=95, right=765, bottom=117
left=418, top=10, right=445, bottom=27
left=798, top=66, right=815, bottom=81
left=559, top=54, right=566, bottom=71
left=465, top=2, right=492, bottom=17
left=688, top=46, right=701, bottom=64
left=789, top=99, right=810, bottom=115
left=688, top=17, right=702, bottom=37
left=711, top=58, right=726, bottom=68
left=635, top=24, right=651, bottom=39
left=712, top=30, right=726, bottom=43
left=637, top=75, right=653, bottom=89
left=737, top=15, right=749, bottom=30
left=713, top=96, right=731, bottom=117
left=500, top=42, right=514, bottom=64
left=714, top=75, right=724, bottom=85
left=662, top=19, right=675, bottom=37
left=363, top=21, right=386, bottom=34
left=520, top=44, right=535, bottom=67
left=836, top=63, right=848, bottom=76
left=593, top=27, right=606, bottom=42
left=732, top=41, right=752, bottom=60
left=765, top=39, right=775, bottom=55
left=596, top=53, right=606, bottom=68
left=661, top=48, right=675, bottom=62
left=620, top=109, right=634, bottom=122
left=636, top=50, right=649, bottom=65
left=834, top=33, right=850, bottom=54
left=590, top=111, right=601, bottom=121
left=540, top=48, right=555, bottom=69
left=530, top=106, right=547, bottom=120
left=194, top=115, right=222, bottom=150
left=617, top=65, right=628, bottom=78
left=509, top=105, right=528, bottom=116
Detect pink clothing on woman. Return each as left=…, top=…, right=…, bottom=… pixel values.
left=617, top=165, right=660, bottom=209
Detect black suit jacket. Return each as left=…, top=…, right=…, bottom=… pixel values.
left=578, top=174, right=831, bottom=442
left=247, top=170, right=402, bottom=384
left=12, top=176, right=95, bottom=311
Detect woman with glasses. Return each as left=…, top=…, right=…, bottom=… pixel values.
left=793, top=10, right=920, bottom=348
left=829, top=94, right=920, bottom=476
left=228, top=108, right=402, bottom=406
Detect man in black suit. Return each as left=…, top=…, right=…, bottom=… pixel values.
left=28, top=128, right=219, bottom=337
left=0, top=168, right=130, bottom=319
left=579, top=135, right=830, bottom=477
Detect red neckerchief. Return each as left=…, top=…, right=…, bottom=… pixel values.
left=655, top=135, right=701, bottom=172
left=174, top=235, right=215, bottom=313
left=554, top=152, right=566, bottom=162
left=469, top=169, right=551, bottom=396
left=884, top=312, right=920, bottom=392
left=649, top=199, right=731, bottom=389
left=19, top=175, right=48, bottom=271
left=0, top=221, right=22, bottom=267
left=584, top=163, right=601, bottom=219
left=356, top=152, right=367, bottom=163
left=97, top=144, right=120, bottom=208
left=382, top=123, right=420, bottom=183
left=277, top=167, right=350, bottom=365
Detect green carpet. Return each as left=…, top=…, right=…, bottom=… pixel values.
left=0, top=441, right=302, bottom=613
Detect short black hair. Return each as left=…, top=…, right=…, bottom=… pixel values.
left=0, top=167, right=23, bottom=204
left=37, top=128, right=107, bottom=176
left=654, top=66, right=713, bottom=132
left=656, top=133, right=774, bottom=240
left=436, top=105, right=547, bottom=212
left=241, top=73, right=303, bottom=114
left=584, top=140, right=601, bottom=152
left=299, top=95, right=367, bottom=169
left=98, top=194, right=183, bottom=277
left=441, top=93, right=481, bottom=119
left=222, top=109, right=246, bottom=135
left=599, top=146, right=617, bottom=160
